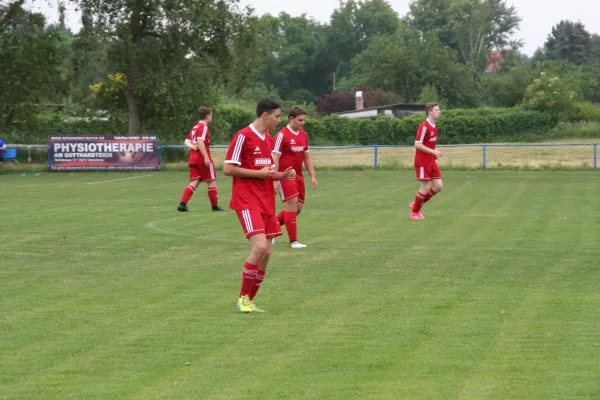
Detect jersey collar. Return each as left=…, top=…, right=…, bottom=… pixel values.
left=249, top=124, right=266, bottom=141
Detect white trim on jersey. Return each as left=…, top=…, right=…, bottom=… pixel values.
left=225, top=134, right=245, bottom=165
left=199, top=123, right=208, bottom=141
left=427, top=118, right=436, bottom=127
left=242, top=210, right=255, bottom=233
left=417, top=125, right=427, bottom=143
left=287, top=124, right=299, bottom=135
left=272, top=132, right=284, bottom=154
left=249, top=124, right=265, bottom=141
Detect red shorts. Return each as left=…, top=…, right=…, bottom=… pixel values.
left=189, top=162, right=216, bottom=182
left=278, top=175, right=305, bottom=203
left=236, top=209, right=282, bottom=239
left=415, top=162, right=442, bottom=181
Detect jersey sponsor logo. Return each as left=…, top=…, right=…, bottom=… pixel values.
left=254, top=158, right=273, bottom=166
left=430, top=137, right=437, bottom=142
left=291, top=146, right=305, bottom=152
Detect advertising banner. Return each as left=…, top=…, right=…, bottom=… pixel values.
left=48, top=136, right=160, bottom=171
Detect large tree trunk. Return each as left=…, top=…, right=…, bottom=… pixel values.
left=125, top=84, right=147, bottom=136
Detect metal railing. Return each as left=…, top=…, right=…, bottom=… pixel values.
left=8, top=143, right=599, bottom=169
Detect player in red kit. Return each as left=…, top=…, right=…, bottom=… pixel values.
left=272, top=105, right=318, bottom=248
left=177, top=107, right=224, bottom=212
left=409, top=102, right=444, bottom=220
left=223, top=99, right=296, bottom=313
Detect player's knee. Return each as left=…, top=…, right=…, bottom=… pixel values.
left=434, top=182, right=443, bottom=192
left=253, top=243, right=269, bottom=257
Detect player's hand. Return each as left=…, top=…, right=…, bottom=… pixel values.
left=311, top=178, right=318, bottom=190
left=434, top=150, right=443, bottom=159
left=204, top=160, right=211, bottom=167
left=257, top=167, right=276, bottom=179
left=283, top=166, right=296, bottom=180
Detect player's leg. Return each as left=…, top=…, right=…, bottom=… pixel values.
left=248, top=214, right=282, bottom=312
left=206, top=178, right=224, bottom=212
left=199, top=162, right=223, bottom=211
left=410, top=166, right=430, bottom=219
left=296, top=177, right=306, bottom=217
left=178, top=166, right=201, bottom=211
left=422, top=164, right=442, bottom=206
left=235, top=210, right=269, bottom=312
left=276, top=179, right=300, bottom=243
left=296, top=201, right=304, bottom=216
left=287, top=178, right=307, bottom=247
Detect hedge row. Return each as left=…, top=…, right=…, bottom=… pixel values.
left=4, top=104, right=600, bottom=146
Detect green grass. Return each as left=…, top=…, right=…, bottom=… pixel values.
left=1, top=170, right=599, bottom=399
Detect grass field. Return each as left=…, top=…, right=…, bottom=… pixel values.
left=1, top=170, right=599, bottom=399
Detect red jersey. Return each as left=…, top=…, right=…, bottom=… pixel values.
left=185, top=121, right=211, bottom=165
left=414, top=119, right=438, bottom=165
left=224, top=124, right=276, bottom=215
left=272, top=125, right=310, bottom=175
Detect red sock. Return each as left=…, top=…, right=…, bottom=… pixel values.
left=208, top=187, right=218, bottom=207
left=412, top=192, right=427, bottom=213
left=180, top=185, right=195, bottom=203
left=423, top=188, right=437, bottom=204
left=240, top=262, right=258, bottom=297
left=249, top=270, right=265, bottom=300
left=284, top=211, right=298, bottom=242
left=277, top=210, right=286, bottom=226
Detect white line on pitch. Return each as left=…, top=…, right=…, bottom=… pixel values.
left=87, top=174, right=154, bottom=185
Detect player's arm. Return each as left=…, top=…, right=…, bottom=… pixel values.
left=271, top=132, right=284, bottom=188
left=272, top=166, right=295, bottom=181
left=184, top=139, right=198, bottom=151
left=303, top=151, right=318, bottom=189
left=271, top=152, right=282, bottom=189
left=197, top=126, right=211, bottom=165
left=197, top=139, right=210, bottom=165
left=271, top=152, right=281, bottom=171
left=415, top=142, right=443, bottom=159
left=223, top=163, right=275, bottom=179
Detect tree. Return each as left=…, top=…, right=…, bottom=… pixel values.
left=258, top=13, right=327, bottom=102
left=350, top=25, right=477, bottom=107
left=72, top=0, right=255, bottom=136
left=0, top=0, right=24, bottom=32
left=0, top=2, right=65, bottom=127
left=544, top=20, right=591, bottom=65
left=406, top=0, right=521, bottom=76
left=318, top=0, right=399, bottom=91
left=589, top=34, right=600, bottom=62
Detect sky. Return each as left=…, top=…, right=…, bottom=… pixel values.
left=26, top=0, right=600, bottom=55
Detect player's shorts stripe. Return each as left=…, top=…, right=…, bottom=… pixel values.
left=232, top=134, right=245, bottom=163
left=419, top=167, right=425, bottom=179
left=242, top=209, right=254, bottom=233
left=209, top=163, right=215, bottom=180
